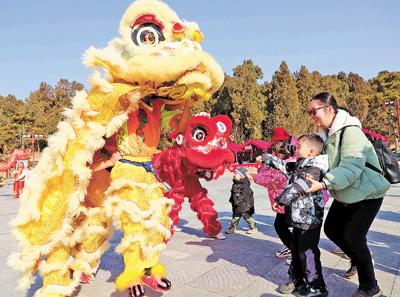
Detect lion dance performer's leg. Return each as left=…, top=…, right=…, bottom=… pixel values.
left=37, top=245, right=73, bottom=297
left=73, top=169, right=114, bottom=284
left=72, top=208, right=112, bottom=284
left=104, top=157, right=173, bottom=294
left=187, top=179, right=222, bottom=237
left=165, top=188, right=185, bottom=231
left=8, top=169, right=87, bottom=297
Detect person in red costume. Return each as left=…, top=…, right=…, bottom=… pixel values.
left=13, top=162, right=27, bottom=199
left=152, top=113, right=235, bottom=240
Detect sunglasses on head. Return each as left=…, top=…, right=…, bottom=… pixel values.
left=307, top=105, right=329, bottom=116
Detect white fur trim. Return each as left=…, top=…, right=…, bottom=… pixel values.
left=88, top=70, right=114, bottom=93
left=33, top=272, right=81, bottom=297
left=176, top=134, right=183, bottom=145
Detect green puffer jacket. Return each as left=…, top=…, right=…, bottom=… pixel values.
left=321, top=110, right=390, bottom=204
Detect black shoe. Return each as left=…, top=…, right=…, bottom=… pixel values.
left=352, top=286, right=382, bottom=297
left=277, top=280, right=306, bottom=294
left=345, top=261, right=358, bottom=279
left=298, top=286, right=328, bottom=297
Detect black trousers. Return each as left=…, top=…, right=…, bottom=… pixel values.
left=274, top=212, right=292, bottom=248
left=289, top=226, right=325, bottom=289
left=324, top=198, right=383, bottom=291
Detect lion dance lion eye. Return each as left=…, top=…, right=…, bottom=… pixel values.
left=216, top=121, right=227, bottom=133
left=192, top=127, right=207, bottom=142
left=131, top=23, right=165, bottom=46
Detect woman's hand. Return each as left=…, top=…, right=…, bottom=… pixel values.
left=109, top=152, right=122, bottom=165
left=305, top=177, right=324, bottom=193
left=256, top=156, right=263, bottom=163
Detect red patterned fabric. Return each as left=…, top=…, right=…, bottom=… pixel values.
left=253, top=165, right=288, bottom=213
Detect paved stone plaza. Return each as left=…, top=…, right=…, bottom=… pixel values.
left=1, top=174, right=399, bottom=297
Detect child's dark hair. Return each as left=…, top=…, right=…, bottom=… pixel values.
left=298, top=134, right=324, bottom=155
left=271, top=140, right=291, bottom=159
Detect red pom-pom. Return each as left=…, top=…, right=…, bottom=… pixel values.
left=172, top=22, right=185, bottom=34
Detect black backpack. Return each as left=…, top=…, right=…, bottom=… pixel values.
left=339, top=128, right=400, bottom=184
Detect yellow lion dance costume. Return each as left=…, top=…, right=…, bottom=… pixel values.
left=8, top=1, right=223, bottom=296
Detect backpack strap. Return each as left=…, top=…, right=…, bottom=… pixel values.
left=338, top=127, right=382, bottom=175
left=365, top=162, right=382, bottom=174
left=338, top=128, right=345, bottom=148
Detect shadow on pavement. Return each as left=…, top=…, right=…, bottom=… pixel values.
left=21, top=206, right=400, bottom=296
left=376, top=210, right=400, bottom=223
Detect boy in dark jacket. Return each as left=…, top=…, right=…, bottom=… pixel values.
left=225, top=167, right=257, bottom=234
left=257, top=134, right=329, bottom=297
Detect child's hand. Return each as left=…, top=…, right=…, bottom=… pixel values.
left=272, top=202, right=280, bottom=211
left=247, top=167, right=258, bottom=176
left=305, top=174, right=314, bottom=180
left=256, top=156, right=263, bottom=163
left=305, top=177, right=324, bottom=193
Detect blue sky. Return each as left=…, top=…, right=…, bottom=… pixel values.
left=1, top=0, right=399, bottom=99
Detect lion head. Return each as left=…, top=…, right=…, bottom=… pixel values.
left=171, top=113, right=235, bottom=180
left=83, top=0, right=224, bottom=108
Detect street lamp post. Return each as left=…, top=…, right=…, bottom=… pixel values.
left=22, top=134, right=44, bottom=163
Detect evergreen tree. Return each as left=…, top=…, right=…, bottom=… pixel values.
left=320, top=74, right=349, bottom=107
left=345, top=72, right=370, bottom=122
left=369, top=71, right=400, bottom=144
left=0, top=95, right=29, bottom=154
left=268, top=61, right=301, bottom=136
left=207, top=60, right=266, bottom=142
left=26, top=80, right=83, bottom=144
left=295, top=66, right=321, bottom=132
left=0, top=80, right=83, bottom=154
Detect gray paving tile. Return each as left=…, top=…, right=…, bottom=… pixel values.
left=0, top=177, right=399, bottom=297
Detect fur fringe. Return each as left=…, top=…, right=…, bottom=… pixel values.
left=115, top=234, right=167, bottom=260
left=82, top=240, right=109, bottom=266
left=38, top=257, right=74, bottom=275
left=104, top=194, right=173, bottom=228
left=10, top=82, right=139, bottom=291
left=33, top=272, right=81, bottom=297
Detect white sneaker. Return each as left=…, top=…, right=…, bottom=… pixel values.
left=172, top=225, right=182, bottom=232
left=275, top=247, right=291, bottom=258
left=246, top=228, right=257, bottom=234
left=211, top=231, right=226, bottom=240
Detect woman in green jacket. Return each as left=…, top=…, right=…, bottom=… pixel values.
left=306, top=92, right=390, bottom=297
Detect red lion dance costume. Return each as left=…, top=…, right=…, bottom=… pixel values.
left=8, top=1, right=224, bottom=297
left=153, top=113, right=235, bottom=239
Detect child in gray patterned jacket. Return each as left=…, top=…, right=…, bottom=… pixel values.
left=257, top=134, right=329, bottom=297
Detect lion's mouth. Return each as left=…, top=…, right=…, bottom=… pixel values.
left=156, top=67, right=211, bottom=101
left=192, top=148, right=235, bottom=181
left=196, top=162, right=229, bottom=181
